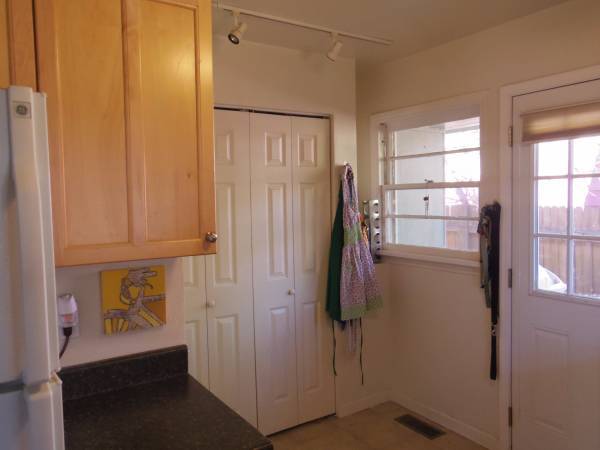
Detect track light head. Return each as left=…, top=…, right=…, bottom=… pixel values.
left=228, top=11, right=247, bottom=45
left=327, top=34, right=343, bottom=61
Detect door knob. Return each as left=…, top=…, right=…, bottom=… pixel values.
left=205, top=232, right=218, bottom=243
left=287, top=289, right=295, bottom=295
left=206, top=300, right=216, bottom=308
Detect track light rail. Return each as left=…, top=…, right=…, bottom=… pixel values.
left=213, top=2, right=393, bottom=46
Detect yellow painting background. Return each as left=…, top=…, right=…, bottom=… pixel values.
left=101, top=265, right=166, bottom=335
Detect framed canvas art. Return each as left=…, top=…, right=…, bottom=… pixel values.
left=101, top=266, right=166, bottom=335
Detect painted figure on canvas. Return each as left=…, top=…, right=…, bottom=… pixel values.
left=102, top=266, right=166, bottom=335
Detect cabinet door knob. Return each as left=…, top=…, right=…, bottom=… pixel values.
left=206, top=300, right=216, bottom=308
left=205, top=232, right=218, bottom=243
left=287, top=289, right=295, bottom=295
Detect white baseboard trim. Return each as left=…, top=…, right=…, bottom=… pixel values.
left=336, top=390, right=391, bottom=418
left=392, top=392, right=499, bottom=450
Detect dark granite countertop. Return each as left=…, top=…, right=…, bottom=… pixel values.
left=61, top=347, right=272, bottom=450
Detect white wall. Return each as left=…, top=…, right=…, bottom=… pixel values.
left=213, top=37, right=391, bottom=416
left=57, top=258, right=185, bottom=367
left=356, top=0, right=600, bottom=447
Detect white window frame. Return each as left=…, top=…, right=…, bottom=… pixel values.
left=369, top=92, right=488, bottom=266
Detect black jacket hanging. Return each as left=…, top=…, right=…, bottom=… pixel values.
left=478, top=202, right=501, bottom=380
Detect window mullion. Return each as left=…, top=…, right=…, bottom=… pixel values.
left=567, top=139, right=574, bottom=295
left=382, top=181, right=480, bottom=191
left=388, top=146, right=480, bottom=161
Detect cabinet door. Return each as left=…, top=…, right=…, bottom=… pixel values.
left=251, top=113, right=298, bottom=435
left=0, top=0, right=9, bottom=87
left=291, top=117, right=335, bottom=424
left=205, top=110, right=257, bottom=426
left=36, top=0, right=215, bottom=266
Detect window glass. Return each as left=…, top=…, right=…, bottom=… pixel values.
left=382, top=115, right=480, bottom=252
left=536, top=179, right=568, bottom=234
left=537, top=237, right=567, bottom=294
left=573, top=136, right=600, bottom=175
left=532, top=135, right=600, bottom=298
left=384, top=218, right=478, bottom=251
left=537, top=140, right=568, bottom=177
left=574, top=240, right=600, bottom=298
left=385, top=188, right=479, bottom=217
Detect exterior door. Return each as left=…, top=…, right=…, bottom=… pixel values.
left=512, top=78, right=600, bottom=450
left=251, top=113, right=298, bottom=435
left=291, top=117, right=335, bottom=424
left=205, top=110, right=257, bottom=426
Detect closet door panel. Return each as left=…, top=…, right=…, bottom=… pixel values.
left=292, top=117, right=335, bottom=424
left=183, top=255, right=208, bottom=387
left=206, top=110, right=257, bottom=426
left=251, top=113, right=298, bottom=435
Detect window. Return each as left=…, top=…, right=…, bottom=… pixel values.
left=376, top=105, right=481, bottom=255
left=534, top=135, right=600, bottom=299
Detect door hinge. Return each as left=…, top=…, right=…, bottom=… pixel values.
left=508, top=406, right=513, bottom=427
left=508, top=126, right=513, bottom=147
left=508, top=268, right=513, bottom=288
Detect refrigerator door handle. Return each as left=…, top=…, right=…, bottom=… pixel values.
left=8, top=86, right=60, bottom=385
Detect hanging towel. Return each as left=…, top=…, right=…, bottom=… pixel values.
left=340, top=164, right=382, bottom=321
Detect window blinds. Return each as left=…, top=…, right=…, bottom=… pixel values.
left=521, top=101, right=600, bottom=143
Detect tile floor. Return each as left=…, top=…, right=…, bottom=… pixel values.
left=269, top=402, right=487, bottom=450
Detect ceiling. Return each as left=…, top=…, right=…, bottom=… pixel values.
left=212, top=0, right=570, bottom=67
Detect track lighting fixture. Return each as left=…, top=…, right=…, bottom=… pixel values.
left=327, top=33, right=343, bottom=62
left=228, top=10, right=247, bottom=45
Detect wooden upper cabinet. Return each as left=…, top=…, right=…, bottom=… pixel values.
left=0, top=0, right=9, bottom=87
left=35, top=0, right=216, bottom=266
left=1, top=0, right=37, bottom=88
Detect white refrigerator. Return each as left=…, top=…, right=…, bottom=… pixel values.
left=0, top=86, right=64, bottom=450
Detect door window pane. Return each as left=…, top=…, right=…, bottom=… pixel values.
left=573, top=135, right=600, bottom=175
left=536, top=140, right=568, bottom=176
left=533, top=135, right=600, bottom=300
left=537, top=237, right=567, bottom=294
left=537, top=179, right=568, bottom=234
left=573, top=240, right=600, bottom=299
left=573, top=177, right=600, bottom=236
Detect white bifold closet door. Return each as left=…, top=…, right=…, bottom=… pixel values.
left=184, top=109, right=257, bottom=426
left=251, top=112, right=334, bottom=435
left=184, top=109, right=334, bottom=435
left=291, top=117, right=335, bottom=425
left=206, top=110, right=257, bottom=425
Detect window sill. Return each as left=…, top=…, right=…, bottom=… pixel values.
left=378, top=249, right=480, bottom=269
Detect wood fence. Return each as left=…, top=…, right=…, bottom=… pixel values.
left=539, top=206, right=600, bottom=296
